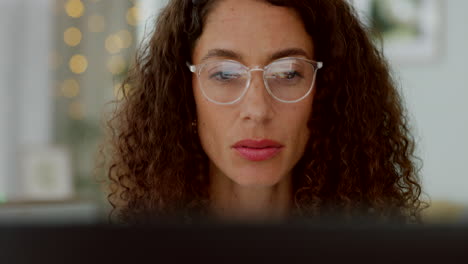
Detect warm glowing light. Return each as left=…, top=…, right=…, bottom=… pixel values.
left=88, top=14, right=106, bottom=33
left=105, top=35, right=123, bottom=54
left=64, top=27, right=82, bottom=47
left=114, top=83, right=132, bottom=100
left=69, top=54, right=88, bottom=74
left=69, top=101, right=85, bottom=120
left=113, top=83, right=122, bottom=99
left=126, top=7, right=140, bottom=26
left=107, top=55, right=126, bottom=75
left=65, top=0, right=85, bottom=18
left=61, top=79, right=80, bottom=98
left=117, top=30, right=133, bottom=49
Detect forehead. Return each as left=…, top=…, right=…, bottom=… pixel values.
left=192, top=0, right=314, bottom=64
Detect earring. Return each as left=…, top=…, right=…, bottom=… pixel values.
left=191, top=119, right=197, bottom=134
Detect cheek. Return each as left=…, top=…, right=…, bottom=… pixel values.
left=193, top=80, right=208, bottom=126
left=289, top=101, right=312, bottom=148
left=193, top=85, right=225, bottom=154
left=195, top=102, right=232, bottom=174
left=297, top=118, right=310, bottom=150
left=197, top=119, right=213, bottom=154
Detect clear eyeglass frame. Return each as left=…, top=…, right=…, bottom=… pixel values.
left=187, top=57, right=324, bottom=105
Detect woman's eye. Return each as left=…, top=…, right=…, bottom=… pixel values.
left=209, top=71, right=240, bottom=81
left=282, top=71, right=302, bottom=79
left=274, top=71, right=302, bottom=79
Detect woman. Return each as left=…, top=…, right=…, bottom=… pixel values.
left=104, top=0, right=424, bottom=224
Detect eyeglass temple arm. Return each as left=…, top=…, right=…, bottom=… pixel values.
left=186, top=62, right=196, bottom=73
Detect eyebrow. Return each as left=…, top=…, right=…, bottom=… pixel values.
left=269, top=48, right=310, bottom=61
left=201, top=49, right=242, bottom=62
left=200, top=48, right=311, bottom=63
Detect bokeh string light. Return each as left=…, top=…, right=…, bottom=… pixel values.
left=114, top=83, right=133, bottom=101
left=105, top=30, right=133, bottom=54
left=65, top=0, right=85, bottom=18
left=56, top=0, right=137, bottom=117
left=60, top=79, right=80, bottom=98
left=126, top=6, right=140, bottom=26
left=64, top=27, right=82, bottom=47
left=117, top=30, right=133, bottom=49
left=105, top=34, right=123, bottom=54
left=69, top=54, right=88, bottom=74
left=107, top=55, right=126, bottom=75
left=37, top=0, right=141, bottom=206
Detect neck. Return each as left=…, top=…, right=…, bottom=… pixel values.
left=209, top=168, right=292, bottom=222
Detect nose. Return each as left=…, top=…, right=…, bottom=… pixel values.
left=239, top=70, right=274, bottom=123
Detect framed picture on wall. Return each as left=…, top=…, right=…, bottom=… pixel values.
left=18, top=146, right=74, bottom=201
left=351, top=0, right=444, bottom=63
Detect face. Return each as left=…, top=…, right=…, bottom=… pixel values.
left=192, top=0, right=315, bottom=187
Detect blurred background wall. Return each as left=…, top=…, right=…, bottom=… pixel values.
left=396, top=1, right=468, bottom=203
left=0, top=0, right=466, bottom=224
left=364, top=0, right=468, bottom=222
left=0, top=0, right=54, bottom=202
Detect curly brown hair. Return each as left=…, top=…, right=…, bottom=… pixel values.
left=103, top=0, right=425, bottom=224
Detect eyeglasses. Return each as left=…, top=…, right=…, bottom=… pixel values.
left=187, top=57, right=323, bottom=105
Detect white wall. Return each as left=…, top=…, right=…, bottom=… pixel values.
left=137, top=0, right=169, bottom=42
left=0, top=0, right=52, bottom=200
left=392, top=0, right=468, bottom=203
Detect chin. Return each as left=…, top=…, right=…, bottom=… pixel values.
left=227, top=166, right=288, bottom=188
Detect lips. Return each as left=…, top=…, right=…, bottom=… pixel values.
left=232, top=139, right=284, bottom=161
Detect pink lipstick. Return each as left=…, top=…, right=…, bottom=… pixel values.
left=232, top=139, right=283, bottom=161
